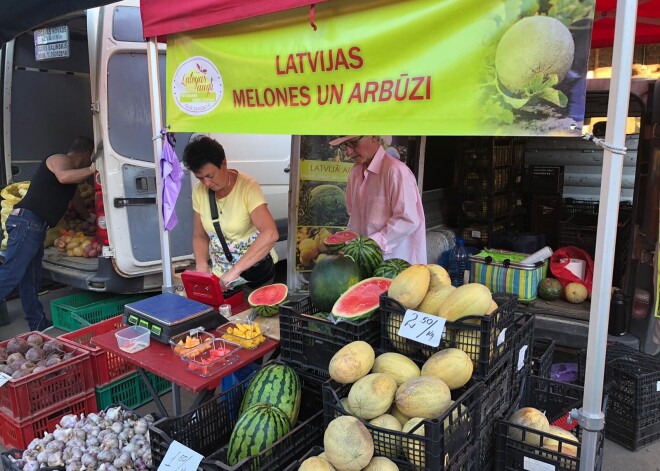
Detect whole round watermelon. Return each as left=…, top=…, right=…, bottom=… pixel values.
left=373, top=258, right=411, bottom=279
left=310, top=255, right=362, bottom=312
left=227, top=403, right=291, bottom=466
left=538, top=278, right=562, bottom=301
left=342, top=236, right=384, bottom=279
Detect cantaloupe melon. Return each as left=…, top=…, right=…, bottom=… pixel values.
left=487, top=299, right=498, bottom=314
left=362, top=456, right=399, bottom=471
left=437, top=283, right=492, bottom=322
left=565, top=282, right=588, bottom=304
left=421, top=348, right=473, bottom=390
left=340, top=397, right=354, bottom=416
left=542, top=425, right=579, bottom=457
left=395, top=376, right=452, bottom=419
left=402, top=417, right=426, bottom=468
left=324, top=416, right=374, bottom=471
left=390, top=404, right=411, bottom=426
left=415, top=284, right=456, bottom=315
left=348, top=373, right=398, bottom=420
left=388, top=265, right=430, bottom=309
left=372, top=352, right=421, bottom=386
left=329, top=341, right=375, bottom=384
left=368, top=414, right=402, bottom=459
left=300, top=456, right=337, bottom=471
left=508, top=407, right=550, bottom=446
left=427, top=264, right=451, bottom=289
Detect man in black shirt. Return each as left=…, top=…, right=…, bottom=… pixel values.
left=0, top=137, right=96, bottom=330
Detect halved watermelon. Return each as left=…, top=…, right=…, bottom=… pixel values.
left=332, top=277, right=392, bottom=322
left=323, top=230, right=359, bottom=252
left=248, top=283, right=288, bottom=317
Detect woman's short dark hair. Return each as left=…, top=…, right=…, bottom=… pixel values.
left=182, top=136, right=226, bottom=172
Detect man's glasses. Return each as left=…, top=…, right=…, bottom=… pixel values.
left=340, top=136, right=363, bottom=150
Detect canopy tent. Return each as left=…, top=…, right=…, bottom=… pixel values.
left=0, top=1, right=657, bottom=469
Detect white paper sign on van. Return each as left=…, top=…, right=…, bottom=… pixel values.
left=34, top=26, right=70, bottom=61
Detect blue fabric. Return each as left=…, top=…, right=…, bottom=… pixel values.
left=0, top=210, right=50, bottom=330
left=160, top=132, right=185, bottom=231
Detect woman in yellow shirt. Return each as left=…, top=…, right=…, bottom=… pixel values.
left=183, top=136, right=279, bottom=291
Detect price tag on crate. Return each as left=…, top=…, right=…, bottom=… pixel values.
left=523, top=456, right=555, bottom=471
left=517, top=345, right=528, bottom=371
left=0, top=372, right=10, bottom=388
left=398, top=309, right=446, bottom=347
left=157, top=440, right=203, bottom=471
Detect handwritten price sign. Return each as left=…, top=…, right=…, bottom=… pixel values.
left=157, top=440, right=203, bottom=471
left=397, top=310, right=447, bottom=348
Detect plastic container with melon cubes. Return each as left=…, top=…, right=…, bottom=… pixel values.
left=183, top=339, right=240, bottom=377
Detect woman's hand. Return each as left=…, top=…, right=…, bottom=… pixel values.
left=219, top=267, right=241, bottom=291
left=195, top=262, right=210, bottom=273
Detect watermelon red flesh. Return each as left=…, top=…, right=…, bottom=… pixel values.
left=323, top=230, right=359, bottom=251
left=227, top=403, right=292, bottom=466
left=248, top=283, right=288, bottom=317
left=332, top=277, right=392, bottom=321
left=238, top=363, right=301, bottom=426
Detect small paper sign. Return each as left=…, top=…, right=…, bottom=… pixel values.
left=497, top=328, right=507, bottom=346
left=523, top=456, right=555, bottom=471
left=517, top=345, right=529, bottom=371
left=657, top=381, right=660, bottom=392
left=0, top=372, right=11, bottom=388
left=397, top=309, right=446, bottom=347
left=157, top=440, right=204, bottom=471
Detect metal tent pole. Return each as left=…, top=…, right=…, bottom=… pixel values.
left=146, top=37, right=174, bottom=293
left=577, top=1, right=637, bottom=469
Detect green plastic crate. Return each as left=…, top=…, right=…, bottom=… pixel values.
left=95, top=371, right=171, bottom=410
left=0, top=301, right=9, bottom=327
left=51, top=293, right=149, bottom=332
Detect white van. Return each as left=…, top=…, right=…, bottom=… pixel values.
left=0, top=1, right=290, bottom=292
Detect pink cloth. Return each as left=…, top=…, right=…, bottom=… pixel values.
left=345, top=146, right=426, bottom=264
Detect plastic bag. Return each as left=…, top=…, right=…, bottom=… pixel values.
left=550, top=246, right=594, bottom=293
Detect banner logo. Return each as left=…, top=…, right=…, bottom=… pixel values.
left=172, top=56, right=223, bottom=115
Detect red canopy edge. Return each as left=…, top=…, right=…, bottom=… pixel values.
left=140, top=0, right=326, bottom=38
left=591, top=0, right=660, bottom=48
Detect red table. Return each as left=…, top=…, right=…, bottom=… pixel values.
left=92, top=328, right=278, bottom=416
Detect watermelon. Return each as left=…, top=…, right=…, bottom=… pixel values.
left=538, top=278, right=562, bottom=301
left=248, top=283, right=288, bottom=317
left=332, top=277, right=392, bottom=321
left=310, top=255, right=362, bottom=312
left=323, top=230, right=359, bottom=252
left=342, top=236, right=384, bottom=279
left=238, top=363, right=302, bottom=426
left=227, top=403, right=292, bottom=466
left=373, top=258, right=411, bottom=279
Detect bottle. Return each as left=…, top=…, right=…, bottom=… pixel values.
left=448, top=237, right=469, bottom=287
left=608, top=290, right=627, bottom=336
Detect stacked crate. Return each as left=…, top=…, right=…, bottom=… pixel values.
left=457, top=137, right=526, bottom=248
left=0, top=332, right=97, bottom=449
left=601, top=343, right=660, bottom=450
left=58, top=315, right=171, bottom=410
left=524, top=165, right=564, bottom=249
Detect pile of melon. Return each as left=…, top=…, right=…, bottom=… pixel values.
left=385, top=264, right=500, bottom=368
left=300, top=341, right=474, bottom=470
left=506, top=406, right=580, bottom=460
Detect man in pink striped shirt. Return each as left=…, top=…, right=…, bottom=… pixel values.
left=330, top=135, right=427, bottom=264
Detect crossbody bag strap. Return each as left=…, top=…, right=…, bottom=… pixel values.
left=207, top=189, right=234, bottom=262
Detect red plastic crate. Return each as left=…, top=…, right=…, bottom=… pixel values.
left=58, top=315, right=136, bottom=386
left=0, top=332, right=95, bottom=419
left=0, top=391, right=97, bottom=450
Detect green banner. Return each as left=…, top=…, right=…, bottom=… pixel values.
left=166, top=0, right=595, bottom=136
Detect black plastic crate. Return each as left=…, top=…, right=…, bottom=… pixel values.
left=496, top=376, right=605, bottom=471
left=461, top=194, right=511, bottom=219
left=523, top=165, right=564, bottom=194
left=510, top=313, right=534, bottom=401
left=282, top=446, right=324, bottom=471
left=532, top=338, right=556, bottom=379
left=322, top=379, right=480, bottom=470
left=529, top=195, right=562, bottom=248
left=149, top=361, right=324, bottom=471
left=279, top=296, right=381, bottom=372
left=475, top=412, right=501, bottom=471
left=458, top=219, right=509, bottom=248
left=380, top=292, right=517, bottom=379
left=604, top=406, right=660, bottom=451
left=476, top=351, right=513, bottom=429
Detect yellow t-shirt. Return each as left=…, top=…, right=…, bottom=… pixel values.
left=192, top=171, right=277, bottom=282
